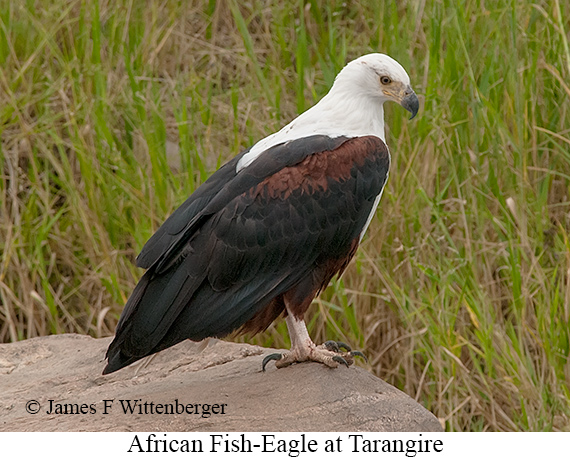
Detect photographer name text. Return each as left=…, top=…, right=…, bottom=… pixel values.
left=34, top=399, right=226, bottom=417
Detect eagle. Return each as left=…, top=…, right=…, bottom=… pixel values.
left=103, top=53, right=418, bottom=375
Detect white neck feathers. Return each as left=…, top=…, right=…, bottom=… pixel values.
left=236, top=91, right=386, bottom=171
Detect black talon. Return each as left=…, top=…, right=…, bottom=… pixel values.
left=349, top=351, right=368, bottom=363
left=262, top=353, right=283, bottom=371
left=324, top=340, right=352, bottom=352
left=332, top=355, right=350, bottom=367
left=323, top=340, right=340, bottom=352
left=336, top=341, right=352, bottom=352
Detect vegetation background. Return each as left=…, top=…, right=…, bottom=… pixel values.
left=1, top=0, right=569, bottom=431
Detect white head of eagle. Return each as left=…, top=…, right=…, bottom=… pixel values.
left=103, top=53, right=419, bottom=375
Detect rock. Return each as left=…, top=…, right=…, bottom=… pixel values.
left=0, top=334, right=442, bottom=432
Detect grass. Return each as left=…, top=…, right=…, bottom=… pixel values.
left=1, top=0, right=569, bottom=431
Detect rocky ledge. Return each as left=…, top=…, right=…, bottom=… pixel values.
left=0, top=334, right=442, bottom=432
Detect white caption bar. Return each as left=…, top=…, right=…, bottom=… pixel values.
left=2, top=432, right=568, bottom=456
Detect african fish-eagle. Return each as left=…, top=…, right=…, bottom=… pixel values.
left=103, top=53, right=418, bottom=374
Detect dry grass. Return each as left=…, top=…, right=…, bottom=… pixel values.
left=1, top=0, right=569, bottom=431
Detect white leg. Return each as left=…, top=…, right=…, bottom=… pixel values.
left=285, top=314, right=314, bottom=358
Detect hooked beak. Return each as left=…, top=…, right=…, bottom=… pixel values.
left=400, top=87, right=419, bottom=120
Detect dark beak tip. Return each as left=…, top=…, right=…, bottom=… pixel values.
left=402, top=92, right=419, bottom=120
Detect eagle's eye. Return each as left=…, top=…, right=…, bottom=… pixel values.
left=380, top=76, right=392, bottom=85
